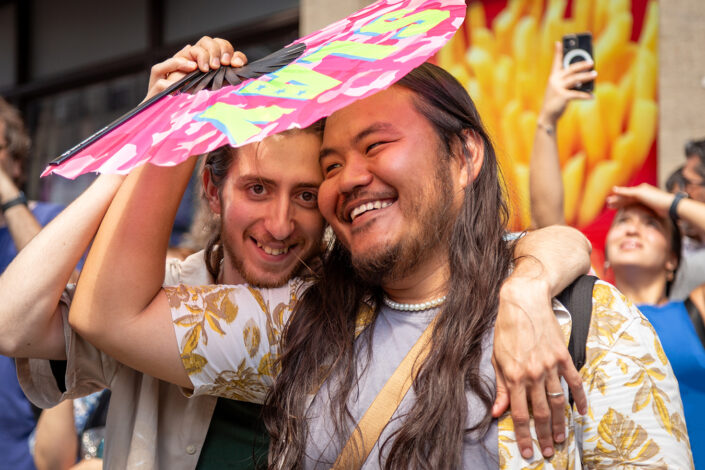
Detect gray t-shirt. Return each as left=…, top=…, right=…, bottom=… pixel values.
left=303, top=305, right=499, bottom=469
left=669, top=238, right=705, bottom=301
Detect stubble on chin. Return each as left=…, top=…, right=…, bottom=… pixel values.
left=224, top=238, right=321, bottom=288
left=349, top=163, right=455, bottom=286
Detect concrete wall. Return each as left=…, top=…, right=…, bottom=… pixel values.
left=300, top=0, right=373, bottom=35
left=659, top=0, right=705, bottom=185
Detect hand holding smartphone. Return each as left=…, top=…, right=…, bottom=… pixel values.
left=562, top=33, right=594, bottom=93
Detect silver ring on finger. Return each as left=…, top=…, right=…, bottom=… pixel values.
left=547, top=391, right=564, bottom=398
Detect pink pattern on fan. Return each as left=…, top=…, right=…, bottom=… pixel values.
left=44, top=0, right=466, bottom=178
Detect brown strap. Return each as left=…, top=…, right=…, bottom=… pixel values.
left=332, top=317, right=437, bottom=469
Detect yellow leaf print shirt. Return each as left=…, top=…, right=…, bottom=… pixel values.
left=167, top=279, right=694, bottom=468
left=498, top=280, right=693, bottom=469
left=166, top=279, right=305, bottom=404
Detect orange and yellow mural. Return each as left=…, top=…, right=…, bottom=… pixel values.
left=435, top=0, right=658, bottom=271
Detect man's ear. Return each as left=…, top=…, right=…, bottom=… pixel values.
left=454, top=130, right=484, bottom=190
left=202, top=169, right=222, bottom=215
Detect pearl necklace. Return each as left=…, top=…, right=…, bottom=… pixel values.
left=382, top=295, right=447, bottom=312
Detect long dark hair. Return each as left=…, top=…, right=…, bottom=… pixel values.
left=202, top=145, right=236, bottom=280
left=264, top=62, right=513, bottom=469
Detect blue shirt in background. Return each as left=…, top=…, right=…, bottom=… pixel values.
left=0, top=201, right=64, bottom=470
left=639, top=301, right=705, bottom=469
left=0, top=356, right=37, bottom=470
left=0, top=202, right=65, bottom=273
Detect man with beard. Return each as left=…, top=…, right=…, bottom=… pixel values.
left=2, top=40, right=593, bottom=468
left=0, top=39, right=322, bottom=469
left=70, top=52, right=689, bottom=468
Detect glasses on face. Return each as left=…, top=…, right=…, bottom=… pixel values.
left=683, top=175, right=705, bottom=189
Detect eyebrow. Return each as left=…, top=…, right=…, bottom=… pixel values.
left=319, top=122, right=396, bottom=162
left=238, top=175, right=320, bottom=189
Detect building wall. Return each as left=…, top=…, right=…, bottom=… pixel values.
left=300, top=0, right=373, bottom=35
left=659, top=0, right=705, bottom=184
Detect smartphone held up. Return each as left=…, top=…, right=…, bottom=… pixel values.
left=562, top=33, right=594, bottom=93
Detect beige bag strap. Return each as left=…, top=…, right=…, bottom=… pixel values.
left=332, top=316, right=437, bottom=469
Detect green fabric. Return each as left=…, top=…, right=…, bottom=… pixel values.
left=196, top=398, right=269, bottom=469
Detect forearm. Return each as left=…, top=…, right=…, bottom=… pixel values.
left=512, top=225, right=591, bottom=295
left=0, top=171, right=42, bottom=250
left=70, top=158, right=197, bottom=345
left=0, top=174, right=123, bottom=358
left=529, top=116, right=566, bottom=228
left=3, top=204, right=42, bottom=250
left=33, top=400, right=78, bottom=470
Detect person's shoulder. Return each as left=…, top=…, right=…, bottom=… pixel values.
left=552, top=279, right=645, bottom=349
left=589, top=280, right=646, bottom=337
left=688, top=282, right=705, bottom=311
left=164, top=250, right=211, bottom=285
left=585, top=280, right=667, bottom=371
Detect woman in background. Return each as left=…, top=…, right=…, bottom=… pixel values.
left=528, top=40, right=705, bottom=467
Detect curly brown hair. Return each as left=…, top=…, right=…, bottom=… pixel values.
left=0, top=97, right=31, bottom=186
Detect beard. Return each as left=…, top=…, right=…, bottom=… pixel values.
left=221, top=229, right=321, bottom=288
left=351, top=161, right=456, bottom=285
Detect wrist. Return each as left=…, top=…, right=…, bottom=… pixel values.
left=537, top=110, right=559, bottom=128
left=0, top=174, right=19, bottom=200
left=1, top=191, right=27, bottom=213
left=502, top=268, right=552, bottom=299
left=499, top=275, right=554, bottom=322
left=0, top=188, right=21, bottom=204
left=536, top=121, right=555, bottom=136
left=669, top=191, right=688, bottom=225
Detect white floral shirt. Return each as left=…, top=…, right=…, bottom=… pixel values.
left=166, top=280, right=693, bottom=468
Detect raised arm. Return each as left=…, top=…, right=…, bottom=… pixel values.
left=0, top=39, right=214, bottom=360
left=68, top=39, right=241, bottom=389
left=530, top=42, right=595, bottom=228
left=33, top=400, right=79, bottom=470
left=0, top=174, right=123, bottom=359
left=493, top=225, right=591, bottom=459
left=608, top=182, right=705, bottom=236
left=0, top=167, right=42, bottom=252
left=69, top=155, right=197, bottom=387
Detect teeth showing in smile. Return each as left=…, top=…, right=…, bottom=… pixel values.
left=256, top=240, right=289, bottom=256
left=350, top=200, right=393, bottom=221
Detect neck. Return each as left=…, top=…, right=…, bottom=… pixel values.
left=613, top=266, right=668, bottom=305
left=219, top=256, right=246, bottom=285
left=382, top=249, right=450, bottom=304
